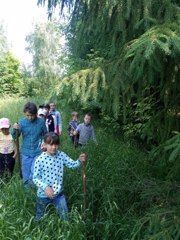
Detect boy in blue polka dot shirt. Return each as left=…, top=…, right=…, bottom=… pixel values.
left=33, top=132, right=86, bottom=221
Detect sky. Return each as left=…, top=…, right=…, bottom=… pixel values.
left=0, top=0, right=54, bottom=64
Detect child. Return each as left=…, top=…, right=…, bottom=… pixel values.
left=43, top=104, right=55, bottom=133
left=0, top=118, right=17, bottom=178
left=33, top=132, right=86, bottom=221
left=37, top=108, right=46, bottom=119
left=74, top=113, right=97, bottom=146
left=49, top=100, right=62, bottom=136
left=67, top=111, right=80, bottom=147
left=11, top=102, right=47, bottom=187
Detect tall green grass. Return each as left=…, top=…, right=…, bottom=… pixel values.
left=0, top=97, right=179, bottom=239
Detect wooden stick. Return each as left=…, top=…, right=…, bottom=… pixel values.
left=82, top=161, right=86, bottom=214
left=15, top=128, right=22, bottom=178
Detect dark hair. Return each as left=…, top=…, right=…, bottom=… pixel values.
left=43, top=103, right=50, bottom=110
left=23, top=102, right=37, bottom=114
left=44, top=132, right=60, bottom=145
left=86, top=112, right=92, bottom=119
left=49, top=100, right=55, bottom=105
left=39, top=104, right=44, bottom=109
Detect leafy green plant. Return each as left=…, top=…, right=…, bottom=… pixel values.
left=150, top=131, right=180, bottom=180
left=0, top=52, right=22, bottom=95
left=131, top=208, right=180, bottom=240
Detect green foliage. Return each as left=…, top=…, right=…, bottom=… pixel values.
left=150, top=131, right=180, bottom=180
left=90, top=23, right=179, bottom=145
left=18, top=65, right=36, bottom=97
left=100, top=114, right=121, bottom=133
left=25, top=19, right=65, bottom=96
left=107, top=22, right=180, bottom=117
left=0, top=22, right=24, bottom=97
left=51, top=67, right=107, bottom=112
left=120, top=90, right=159, bottom=144
left=40, top=0, right=179, bottom=61
left=0, top=52, right=22, bottom=95
left=131, top=201, right=180, bottom=239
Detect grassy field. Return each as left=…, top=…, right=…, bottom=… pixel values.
left=0, top=97, right=179, bottom=240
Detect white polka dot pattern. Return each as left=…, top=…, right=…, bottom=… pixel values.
left=33, top=150, right=80, bottom=198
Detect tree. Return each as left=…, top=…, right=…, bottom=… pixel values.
left=0, top=21, right=9, bottom=59
left=38, top=0, right=180, bottom=145
left=25, top=18, right=66, bottom=95
left=0, top=52, right=21, bottom=95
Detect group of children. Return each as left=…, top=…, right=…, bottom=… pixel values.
left=0, top=101, right=97, bottom=221
left=37, top=101, right=62, bottom=135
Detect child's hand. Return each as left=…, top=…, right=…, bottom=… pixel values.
left=13, top=123, right=19, bottom=129
left=70, top=129, right=73, bottom=136
left=45, top=186, right=54, bottom=199
left=79, top=153, right=86, bottom=163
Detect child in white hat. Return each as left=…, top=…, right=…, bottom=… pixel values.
left=0, top=118, right=17, bottom=178
left=37, top=108, right=46, bottom=119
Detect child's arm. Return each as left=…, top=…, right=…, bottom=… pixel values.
left=67, top=122, right=74, bottom=135
left=11, top=122, right=21, bottom=139
left=62, top=152, right=86, bottom=169
left=73, top=124, right=80, bottom=135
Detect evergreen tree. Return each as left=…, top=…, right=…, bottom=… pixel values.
left=38, top=0, right=180, bottom=145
